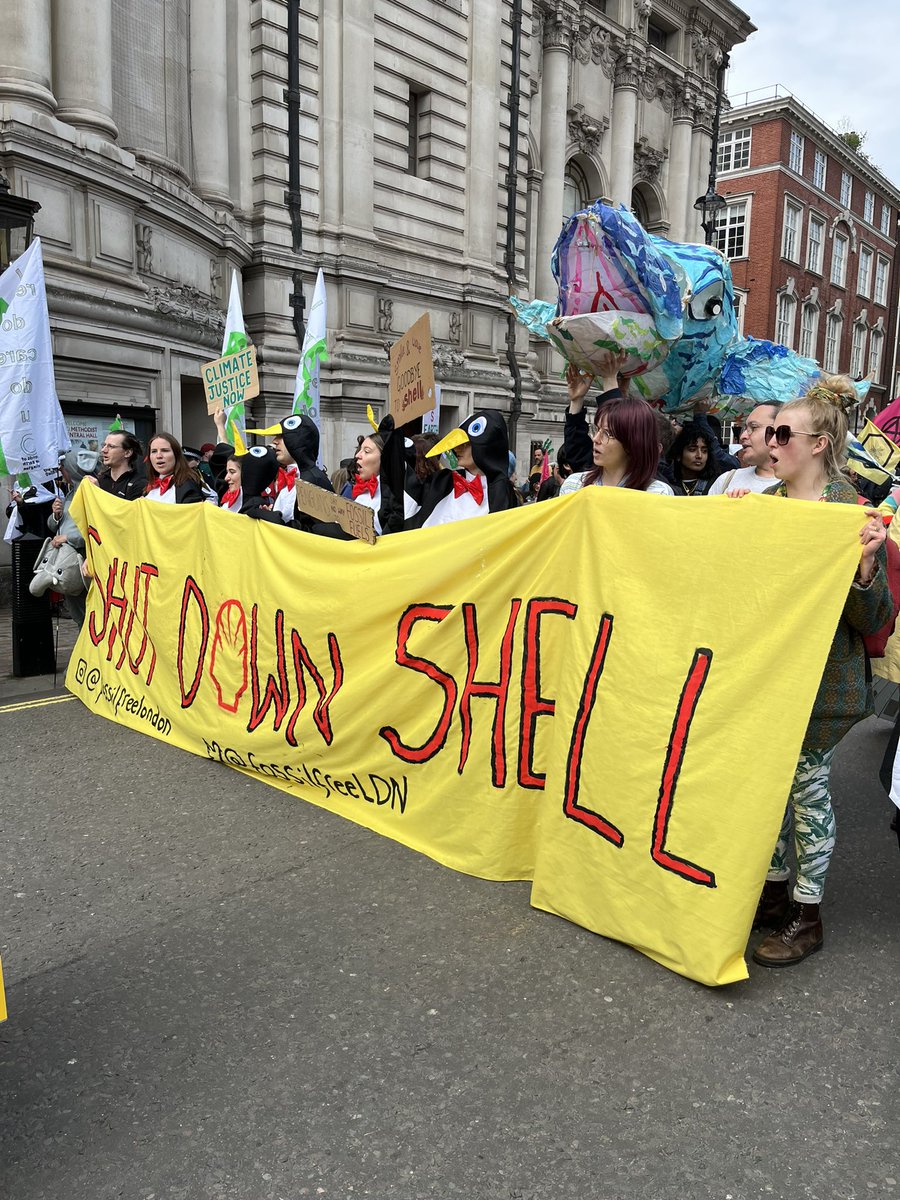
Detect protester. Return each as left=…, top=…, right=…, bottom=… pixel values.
left=563, top=351, right=627, bottom=472
left=412, top=410, right=519, bottom=527
left=666, top=422, right=721, bottom=496
left=733, top=376, right=893, bottom=966
left=219, top=447, right=284, bottom=524
left=47, top=447, right=100, bottom=627
left=91, top=429, right=145, bottom=500
left=338, top=428, right=405, bottom=536
left=536, top=449, right=572, bottom=501
left=707, top=403, right=783, bottom=494
left=246, top=412, right=333, bottom=523
left=144, top=433, right=206, bottom=504
left=560, top=394, right=674, bottom=496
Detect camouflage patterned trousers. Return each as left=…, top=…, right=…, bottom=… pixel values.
left=767, top=747, right=837, bottom=904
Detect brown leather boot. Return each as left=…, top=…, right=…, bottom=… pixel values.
left=752, top=879, right=791, bottom=930
left=752, top=902, right=823, bottom=967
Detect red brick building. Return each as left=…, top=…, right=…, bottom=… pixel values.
left=715, top=88, right=900, bottom=410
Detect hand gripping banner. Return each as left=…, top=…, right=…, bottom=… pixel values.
left=66, top=485, right=866, bottom=985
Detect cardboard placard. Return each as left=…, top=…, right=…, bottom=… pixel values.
left=202, top=346, right=260, bottom=415
left=293, top=479, right=376, bottom=544
left=389, top=313, right=437, bottom=426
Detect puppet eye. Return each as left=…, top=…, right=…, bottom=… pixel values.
left=404, top=438, right=414, bottom=449
left=688, top=281, right=725, bottom=321
left=467, top=416, right=487, bottom=438
left=249, top=446, right=267, bottom=458
left=283, top=416, right=302, bottom=431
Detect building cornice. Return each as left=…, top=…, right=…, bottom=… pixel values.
left=722, top=96, right=900, bottom=206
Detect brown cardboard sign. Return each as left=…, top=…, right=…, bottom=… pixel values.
left=202, top=345, right=260, bottom=415
left=293, top=479, right=377, bottom=545
left=389, top=312, right=437, bottom=426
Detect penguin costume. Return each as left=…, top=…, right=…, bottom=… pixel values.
left=410, top=409, right=518, bottom=528
left=228, top=446, right=285, bottom=524
left=246, top=412, right=333, bottom=525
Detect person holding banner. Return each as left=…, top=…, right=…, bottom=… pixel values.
left=144, top=434, right=206, bottom=505
left=738, top=376, right=893, bottom=967
left=219, top=446, right=285, bottom=524
left=559, top=395, right=674, bottom=496
left=412, top=410, right=519, bottom=527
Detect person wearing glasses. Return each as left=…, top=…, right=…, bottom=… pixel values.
left=707, top=402, right=783, bottom=494
left=732, top=375, right=892, bottom=967
left=559, top=393, right=674, bottom=496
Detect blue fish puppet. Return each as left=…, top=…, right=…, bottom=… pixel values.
left=512, top=201, right=865, bottom=415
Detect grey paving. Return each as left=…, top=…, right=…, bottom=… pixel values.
left=1, top=695, right=898, bottom=1200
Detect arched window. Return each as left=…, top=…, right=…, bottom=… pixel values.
left=869, top=328, right=884, bottom=381
left=562, top=161, right=590, bottom=220
left=799, top=303, right=819, bottom=359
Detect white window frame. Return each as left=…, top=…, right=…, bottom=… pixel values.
left=799, top=303, right=820, bottom=359
left=840, top=171, right=852, bottom=208
left=714, top=198, right=749, bottom=260
left=824, top=314, right=842, bottom=373
left=775, top=293, right=796, bottom=348
left=813, top=149, right=827, bottom=190
left=850, top=322, right=867, bottom=377
left=781, top=199, right=803, bottom=262
left=732, top=288, right=748, bottom=336
left=717, top=128, right=751, bottom=173
left=789, top=131, right=804, bottom=174
left=858, top=246, right=873, bottom=297
left=870, top=328, right=884, bottom=382
left=831, top=232, right=848, bottom=287
left=806, top=213, right=825, bottom=274
left=864, top=190, right=875, bottom=224
left=881, top=204, right=892, bottom=236
left=875, top=255, right=891, bottom=307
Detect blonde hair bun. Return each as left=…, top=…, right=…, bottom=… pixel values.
left=804, top=374, right=858, bottom=416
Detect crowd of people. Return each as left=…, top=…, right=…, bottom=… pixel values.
left=7, top=354, right=897, bottom=970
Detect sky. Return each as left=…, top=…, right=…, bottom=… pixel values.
left=726, top=0, right=900, bottom=185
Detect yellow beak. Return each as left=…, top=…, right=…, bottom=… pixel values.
left=426, top=428, right=469, bottom=459
left=245, top=423, right=282, bottom=436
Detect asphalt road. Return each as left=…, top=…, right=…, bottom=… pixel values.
left=1, top=692, right=898, bottom=1200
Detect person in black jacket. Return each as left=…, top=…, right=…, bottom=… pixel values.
left=143, top=433, right=206, bottom=504
left=93, top=430, right=145, bottom=500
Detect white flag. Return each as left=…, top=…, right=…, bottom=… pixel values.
left=292, top=270, right=328, bottom=453
left=0, top=238, right=70, bottom=478
left=221, top=269, right=249, bottom=448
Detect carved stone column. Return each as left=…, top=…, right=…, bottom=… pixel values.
left=466, top=2, right=503, bottom=264
left=0, top=2, right=56, bottom=112
left=190, top=0, right=232, bottom=205
left=609, top=44, right=640, bottom=207
left=52, top=0, right=117, bottom=138
left=535, top=2, right=577, bottom=302
left=667, top=88, right=695, bottom=242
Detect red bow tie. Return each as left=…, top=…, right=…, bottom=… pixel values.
left=453, top=471, right=484, bottom=506
left=221, top=489, right=240, bottom=509
left=352, top=475, right=378, bottom=499
left=156, top=475, right=174, bottom=496
left=274, top=465, right=297, bottom=494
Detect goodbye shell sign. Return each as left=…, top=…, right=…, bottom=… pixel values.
left=389, top=313, right=436, bottom=425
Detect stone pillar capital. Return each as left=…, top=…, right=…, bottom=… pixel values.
left=537, top=1, right=580, bottom=53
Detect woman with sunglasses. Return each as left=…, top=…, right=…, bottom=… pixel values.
left=559, top=394, right=673, bottom=496
left=738, top=376, right=893, bottom=967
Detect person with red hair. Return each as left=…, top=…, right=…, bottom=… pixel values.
left=559, top=394, right=673, bottom=496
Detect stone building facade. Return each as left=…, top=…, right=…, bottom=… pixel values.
left=1, top=0, right=753, bottom=472
left=717, top=90, right=900, bottom=409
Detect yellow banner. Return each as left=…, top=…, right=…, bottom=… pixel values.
left=66, top=484, right=866, bottom=986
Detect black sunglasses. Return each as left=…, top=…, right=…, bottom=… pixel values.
left=765, top=425, right=822, bottom=446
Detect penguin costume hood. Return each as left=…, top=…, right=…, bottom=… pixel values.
left=234, top=446, right=284, bottom=524
left=246, top=412, right=332, bottom=491
left=410, top=409, right=518, bottom=528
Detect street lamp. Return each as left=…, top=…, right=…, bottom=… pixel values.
left=0, top=169, right=41, bottom=271
left=694, top=186, right=727, bottom=246
left=693, top=50, right=730, bottom=246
